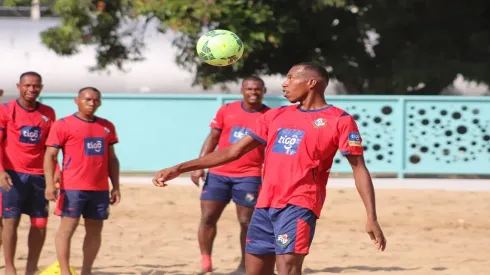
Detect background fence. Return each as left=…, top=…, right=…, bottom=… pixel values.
left=37, top=94, right=490, bottom=178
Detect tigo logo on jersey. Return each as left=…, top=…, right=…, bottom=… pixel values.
left=348, top=132, right=362, bottom=146
left=272, top=128, right=304, bottom=155
left=84, top=137, right=105, bottom=156
left=19, top=126, right=41, bottom=144
left=228, top=126, right=250, bottom=144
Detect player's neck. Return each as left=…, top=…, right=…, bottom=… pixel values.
left=299, top=93, right=328, bottom=111
left=75, top=111, right=96, bottom=122
left=242, top=102, right=263, bottom=112
left=17, top=98, right=37, bottom=110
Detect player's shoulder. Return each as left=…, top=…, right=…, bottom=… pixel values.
left=38, top=102, right=56, bottom=117
left=95, top=116, right=116, bottom=129
left=324, top=105, right=350, bottom=117
left=52, top=114, right=74, bottom=126
left=1, top=100, right=16, bottom=110
left=220, top=100, right=241, bottom=111
left=38, top=102, right=55, bottom=113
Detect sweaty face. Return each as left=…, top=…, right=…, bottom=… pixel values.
left=76, top=89, right=101, bottom=116
left=281, top=66, right=309, bottom=103
left=241, top=80, right=265, bottom=105
left=18, top=75, right=43, bottom=102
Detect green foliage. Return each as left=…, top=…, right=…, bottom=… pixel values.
left=37, top=0, right=490, bottom=94
left=4, top=0, right=51, bottom=6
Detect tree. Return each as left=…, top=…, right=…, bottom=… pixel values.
left=7, top=0, right=490, bottom=94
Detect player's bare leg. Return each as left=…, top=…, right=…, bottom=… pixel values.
left=81, top=219, right=103, bottom=275
left=244, top=253, right=275, bottom=275
left=3, top=218, right=21, bottom=275
left=275, top=254, right=306, bottom=275
left=198, top=200, right=228, bottom=273
left=234, top=204, right=255, bottom=274
left=55, top=217, right=79, bottom=275
left=25, top=220, right=47, bottom=275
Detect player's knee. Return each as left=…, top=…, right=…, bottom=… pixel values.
left=30, top=217, right=48, bottom=229
left=237, top=215, right=252, bottom=228
left=200, top=212, right=220, bottom=226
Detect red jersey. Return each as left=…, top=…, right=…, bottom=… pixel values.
left=248, top=104, right=364, bottom=218
left=0, top=100, right=56, bottom=175
left=45, top=114, right=118, bottom=191
left=209, top=101, right=270, bottom=177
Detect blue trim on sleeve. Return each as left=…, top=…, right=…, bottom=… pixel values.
left=340, top=112, right=350, bottom=117
left=247, top=131, right=266, bottom=145
left=212, top=127, right=222, bottom=131
left=341, top=151, right=350, bottom=155
left=109, top=141, right=118, bottom=145
left=49, top=144, right=61, bottom=148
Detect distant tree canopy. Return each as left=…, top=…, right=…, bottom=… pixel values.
left=6, top=0, right=490, bottom=94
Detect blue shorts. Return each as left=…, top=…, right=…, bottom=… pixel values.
left=200, top=172, right=262, bottom=208
left=55, top=190, right=110, bottom=220
left=245, top=204, right=317, bottom=255
left=0, top=170, right=48, bottom=219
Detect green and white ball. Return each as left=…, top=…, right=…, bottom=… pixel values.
left=196, top=29, right=244, bottom=66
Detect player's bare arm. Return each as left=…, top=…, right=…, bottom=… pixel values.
left=346, top=154, right=387, bottom=251
left=153, top=135, right=262, bottom=187
left=44, top=146, right=60, bottom=201
left=0, top=150, right=13, bottom=191
left=108, top=145, right=121, bottom=205
left=191, top=128, right=221, bottom=186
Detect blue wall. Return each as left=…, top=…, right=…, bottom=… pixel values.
left=37, top=94, right=490, bottom=178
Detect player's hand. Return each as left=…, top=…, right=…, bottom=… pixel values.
left=365, top=219, right=386, bottom=251
left=54, top=173, right=61, bottom=189
left=45, top=184, right=58, bottom=202
left=0, top=171, right=13, bottom=191
left=191, top=169, right=205, bottom=187
left=110, top=188, right=121, bottom=205
left=152, top=166, right=181, bottom=187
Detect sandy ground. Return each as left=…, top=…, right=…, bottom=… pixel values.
left=1, top=183, right=489, bottom=275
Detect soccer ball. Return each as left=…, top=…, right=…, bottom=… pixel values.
left=196, top=29, right=244, bottom=66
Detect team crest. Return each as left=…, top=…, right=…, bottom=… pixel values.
left=245, top=193, right=255, bottom=202
left=313, top=118, right=326, bottom=128
left=276, top=234, right=291, bottom=247
left=104, top=127, right=111, bottom=133
left=41, top=115, right=49, bottom=122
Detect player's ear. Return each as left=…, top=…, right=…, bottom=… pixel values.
left=308, top=79, right=317, bottom=89
left=263, top=87, right=267, bottom=94
left=74, top=97, right=78, bottom=105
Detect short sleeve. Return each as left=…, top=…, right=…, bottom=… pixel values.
left=337, top=114, right=364, bottom=156
left=0, top=106, right=8, bottom=141
left=108, top=122, right=118, bottom=145
left=46, top=120, right=66, bottom=148
left=247, top=112, right=271, bottom=145
left=209, top=105, right=225, bottom=130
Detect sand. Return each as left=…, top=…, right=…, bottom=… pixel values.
left=1, top=183, right=489, bottom=275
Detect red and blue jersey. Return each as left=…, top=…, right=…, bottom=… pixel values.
left=45, top=114, right=118, bottom=191
left=0, top=100, right=56, bottom=175
left=247, top=104, right=364, bottom=218
left=209, top=101, right=270, bottom=177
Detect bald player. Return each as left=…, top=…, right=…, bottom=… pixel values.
left=153, top=62, right=386, bottom=275
left=44, top=87, right=121, bottom=275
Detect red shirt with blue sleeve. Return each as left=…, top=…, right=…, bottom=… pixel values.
left=208, top=101, right=270, bottom=177
left=45, top=114, right=118, bottom=191
left=247, top=104, right=364, bottom=218
left=0, top=100, right=56, bottom=175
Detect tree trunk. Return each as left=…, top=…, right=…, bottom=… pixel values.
left=31, top=0, right=40, bottom=21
